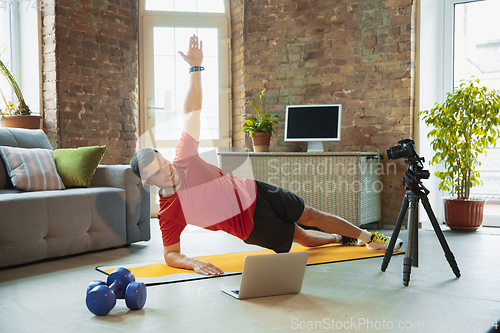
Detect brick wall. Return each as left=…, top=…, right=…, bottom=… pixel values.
left=230, top=0, right=246, bottom=145
left=41, top=0, right=58, bottom=146
left=42, top=0, right=139, bottom=165
left=230, top=0, right=416, bottom=225
left=41, top=0, right=415, bottom=225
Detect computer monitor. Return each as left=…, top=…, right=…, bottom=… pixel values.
left=284, top=104, right=342, bottom=152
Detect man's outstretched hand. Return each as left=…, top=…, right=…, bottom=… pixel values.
left=164, top=243, right=222, bottom=276
left=179, top=34, right=203, bottom=67
left=192, top=258, right=224, bottom=276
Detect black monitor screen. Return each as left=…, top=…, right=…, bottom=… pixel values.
left=284, top=104, right=341, bottom=141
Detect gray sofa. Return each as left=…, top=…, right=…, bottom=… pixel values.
left=0, top=128, right=150, bottom=268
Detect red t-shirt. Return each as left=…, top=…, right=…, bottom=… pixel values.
left=157, top=132, right=257, bottom=246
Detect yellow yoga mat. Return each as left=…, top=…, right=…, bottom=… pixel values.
left=96, top=244, right=403, bottom=285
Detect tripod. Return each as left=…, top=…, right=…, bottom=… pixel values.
left=380, top=163, right=461, bottom=286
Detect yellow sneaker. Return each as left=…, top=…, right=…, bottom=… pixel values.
left=361, top=232, right=403, bottom=252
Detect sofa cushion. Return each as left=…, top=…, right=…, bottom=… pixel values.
left=0, top=187, right=127, bottom=267
left=0, top=188, right=22, bottom=194
left=0, top=146, right=65, bottom=191
left=0, top=128, right=53, bottom=149
left=54, top=145, right=106, bottom=187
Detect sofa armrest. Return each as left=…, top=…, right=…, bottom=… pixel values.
left=91, top=165, right=134, bottom=188
left=91, top=165, right=151, bottom=244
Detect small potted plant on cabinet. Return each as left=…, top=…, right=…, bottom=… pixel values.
left=420, top=78, right=500, bottom=230
left=0, top=57, right=41, bottom=129
left=240, top=88, right=280, bottom=152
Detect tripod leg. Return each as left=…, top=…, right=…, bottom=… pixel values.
left=410, top=194, right=419, bottom=268
left=403, top=193, right=419, bottom=286
left=381, top=193, right=409, bottom=272
left=421, top=197, right=461, bottom=278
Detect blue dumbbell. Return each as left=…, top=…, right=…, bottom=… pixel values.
left=86, top=267, right=147, bottom=316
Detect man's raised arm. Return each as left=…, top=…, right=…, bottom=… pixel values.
left=178, top=34, right=203, bottom=141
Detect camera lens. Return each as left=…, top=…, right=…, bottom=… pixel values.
left=386, top=145, right=406, bottom=160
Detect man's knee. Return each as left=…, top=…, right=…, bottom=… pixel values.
left=297, top=205, right=322, bottom=226
left=293, top=224, right=310, bottom=245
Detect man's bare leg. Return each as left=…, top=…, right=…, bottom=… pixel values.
left=293, top=205, right=403, bottom=252
left=296, top=205, right=367, bottom=238
left=292, top=224, right=341, bottom=247
left=292, top=205, right=373, bottom=248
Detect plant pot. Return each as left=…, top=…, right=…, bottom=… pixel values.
left=444, top=198, right=485, bottom=231
left=251, top=132, right=271, bottom=152
left=0, top=115, right=42, bottom=129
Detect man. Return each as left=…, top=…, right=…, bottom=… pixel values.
left=130, top=35, right=403, bottom=276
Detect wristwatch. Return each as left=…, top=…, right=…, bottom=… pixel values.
left=189, top=66, right=205, bottom=73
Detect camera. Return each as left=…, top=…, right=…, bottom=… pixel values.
left=386, top=139, right=417, bottom=161
left=387, top=139, right=429, bottom=180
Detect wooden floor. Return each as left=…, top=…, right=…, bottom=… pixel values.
left=1, top=220, right=500, bottom=333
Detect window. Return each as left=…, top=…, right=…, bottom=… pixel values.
left=452, top=0, right=500, bottom=88
left=0, top=2, right=14, bottom=104
left=0, top=0, right=40, bottom=116
left=140, top=0, right=230, bottom=149
left=145, top=0, right=225, bottom=13
left=152, top=27, right=220, bottom=142
left=446, top=0, right=500, bottom=225
left=139, top=0, right=231, bottom=213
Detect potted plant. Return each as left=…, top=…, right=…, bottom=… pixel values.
left=240, top=88, right=280, bottom=152
left=0, top=57, right=40, bottom=129
left=420, top=78, right=500, bottom=230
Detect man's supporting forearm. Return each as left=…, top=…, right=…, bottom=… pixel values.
left=164, top=251, right=198, bottom=270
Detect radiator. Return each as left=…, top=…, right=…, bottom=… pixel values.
left=218, top=152, right=382, bottom=227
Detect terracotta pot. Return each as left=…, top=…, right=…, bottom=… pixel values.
left=444, top=198, right=485, bottom=231
left=251, top=132, right=271, bottom=152
left=0, top=115, right=42, bottom=129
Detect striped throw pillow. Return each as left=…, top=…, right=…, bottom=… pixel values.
left=0, top=146, right=65, bottom=191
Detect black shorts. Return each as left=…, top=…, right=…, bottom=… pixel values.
left=244, top=181, right=305, bottom=253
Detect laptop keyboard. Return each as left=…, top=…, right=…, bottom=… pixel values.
left=232, top=290, right=239, bottom=295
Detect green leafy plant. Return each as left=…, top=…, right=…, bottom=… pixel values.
left=240, top=88, right=280, bottom=135
left=419, top=78, right=500, bottom=200
left=0, top=57, right=30, bottom=116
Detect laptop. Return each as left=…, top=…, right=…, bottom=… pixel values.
left=221, top=251, right=309, bottom=300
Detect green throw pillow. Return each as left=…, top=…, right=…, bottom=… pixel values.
left=54, top=146, right=106, bottom=187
